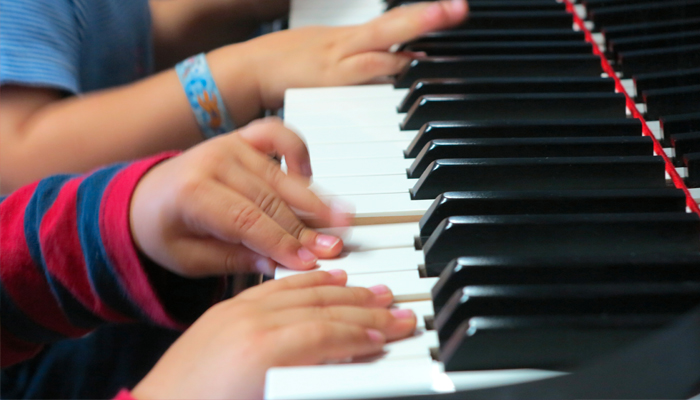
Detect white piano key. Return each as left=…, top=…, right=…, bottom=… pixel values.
left=379, top=329, right=438, bottom=360
left=619, top=79, right=636, bottom=98
left=291, top=0, right=381, bottom=11
left=347, top=271, right=437, bottom=302
left=310, top=157, right=413, bottom=178
left=591, top=32, right=606, bottom=47
left=285, top=97, right=402, bottom=116
left=677, top=167, right=689, bottom=179
left=318, top=222, right=418, bottom=251
left=266, top=357, right=437, bottom=399
left=688, top=188, right=700, bottom=203
left=285, top=109, right=405, bottom=128
left=293, top=125, right=416, bottom=144
left=335, top=192, right=432, bottom=220
left=266, top=358, right=567, bottom=399
left=663, top=147, right=676, bottom=158
left=646, top=120, right=663, bottom=140
left=393, top=300, right=434, bottom=330
left=286, top=84, right=401, bottom=102
left=311, top=174, right=413, bottom=196
left=275, top=247, right=423, bottom=278
left=447, top=369, right=567, bottom=392
left=309, top=140, right=409, bottom=160
left=286, top=92, right=407, bottom=113
left=289, top=0, right=384, bottom=29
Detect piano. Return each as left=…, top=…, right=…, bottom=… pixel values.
left=268, top=1, right=700, bottom=398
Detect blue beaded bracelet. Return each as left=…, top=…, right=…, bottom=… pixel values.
left=176, top=53, right=235, bottom=139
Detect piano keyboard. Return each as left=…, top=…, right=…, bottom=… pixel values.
left=269, top=0, right=700, bottom=398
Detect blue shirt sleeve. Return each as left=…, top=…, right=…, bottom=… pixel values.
left=0, top=0, right=81, bottom=93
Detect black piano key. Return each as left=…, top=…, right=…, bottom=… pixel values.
left=685, top=152, right=700, bottom=188
left=402, top=29, right=585, bottom=48
left=583, top=0, right=669, bottom=10
left=422, top=213, right=700, bottom=274
left=440, top=314, right=674, bottom=371
left=398, top=77, right=616, bottom=113
left=633, top=68, right=700, bottom=95
left=405, top=119, right=642, bottom=158
left=618, top=44, right=700, bottom=76
left=602, top=17, right=700, bottom=41
left=407, top=137, right=653, bottom=178
left=395, top=55, right=603, bottom=88
left=671, top=132, right=700, bottom=161
left=644, top=85, right=700, bottom=120
left=456, top=11, right=573, bottom=30
left=608, top=30, right=700, bottom=59
left=410, top=156, right=666, bottom=200
left=375, top=308, right=700, bottom=400
left=401, top=93, right=627, bottom=130
left=435, top=282, right=700, bottom=342
left=402, top=41, right=593, bottom=57
left=431, top=253, right=700, bottom=314
left=418, top=188, right=686, bottom=245
left=589, top=1, right=700, bottom=29
left=661, top=112, right=700, bottom=137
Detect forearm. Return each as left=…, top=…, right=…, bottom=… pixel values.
left=0, top=65, right=260, bottom=194
left=0, top=154, right=221, bottom=367
left=150, top=0, right=282, bottom=70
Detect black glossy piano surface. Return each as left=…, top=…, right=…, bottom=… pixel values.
left=275, top=0, right=700, bottom=398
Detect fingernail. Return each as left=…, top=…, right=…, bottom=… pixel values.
left=316, top=234, right=340, bottom=249
left=368, top=285, right=390, bottom=295
left=327, top=269, right=346, bottom=278
left=390, top=308, right=415, bottom=320
left=297, top=247, right=318, bottom=264
left=301, top=162, right=313, bottom=178
left=366, top=329, right=385, bottom=344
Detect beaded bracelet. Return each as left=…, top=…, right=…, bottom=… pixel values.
left=175, top=53, right=235, bottom=139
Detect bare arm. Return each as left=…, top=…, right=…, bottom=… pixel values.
left=0, top=71, right=201, bottom=194
left=1, top=0, right=467, bottom=194
left=150, top=0, right=290, bottom=70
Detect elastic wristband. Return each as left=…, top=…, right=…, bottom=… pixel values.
left=176, top=53, right=235, bottom=139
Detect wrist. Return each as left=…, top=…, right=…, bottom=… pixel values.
left=175, top=54, right=236, bottom=139
left=206, top=45, right=265, bottom=127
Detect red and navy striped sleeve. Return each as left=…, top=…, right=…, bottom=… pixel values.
left=0, top=153, right=222, bottom=367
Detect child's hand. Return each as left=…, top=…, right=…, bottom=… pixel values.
left=208, top=0, right=468, bottom=124
left=131, top=270, right=417, bottom=400
left=129, top=118, right=350, bottom=277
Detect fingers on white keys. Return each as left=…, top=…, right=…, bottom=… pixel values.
left=263, top=284, right=395, bottom=310
left=269, top=322, right=387, bottom=366
left=269, top=306, right=417, bottom=341
left=179, top=178, right=319, bottom=270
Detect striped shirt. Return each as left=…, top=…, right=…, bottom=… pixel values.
left=0, top=153, right=222, bottom=367
left=0, top=0, right=153, bottom=93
